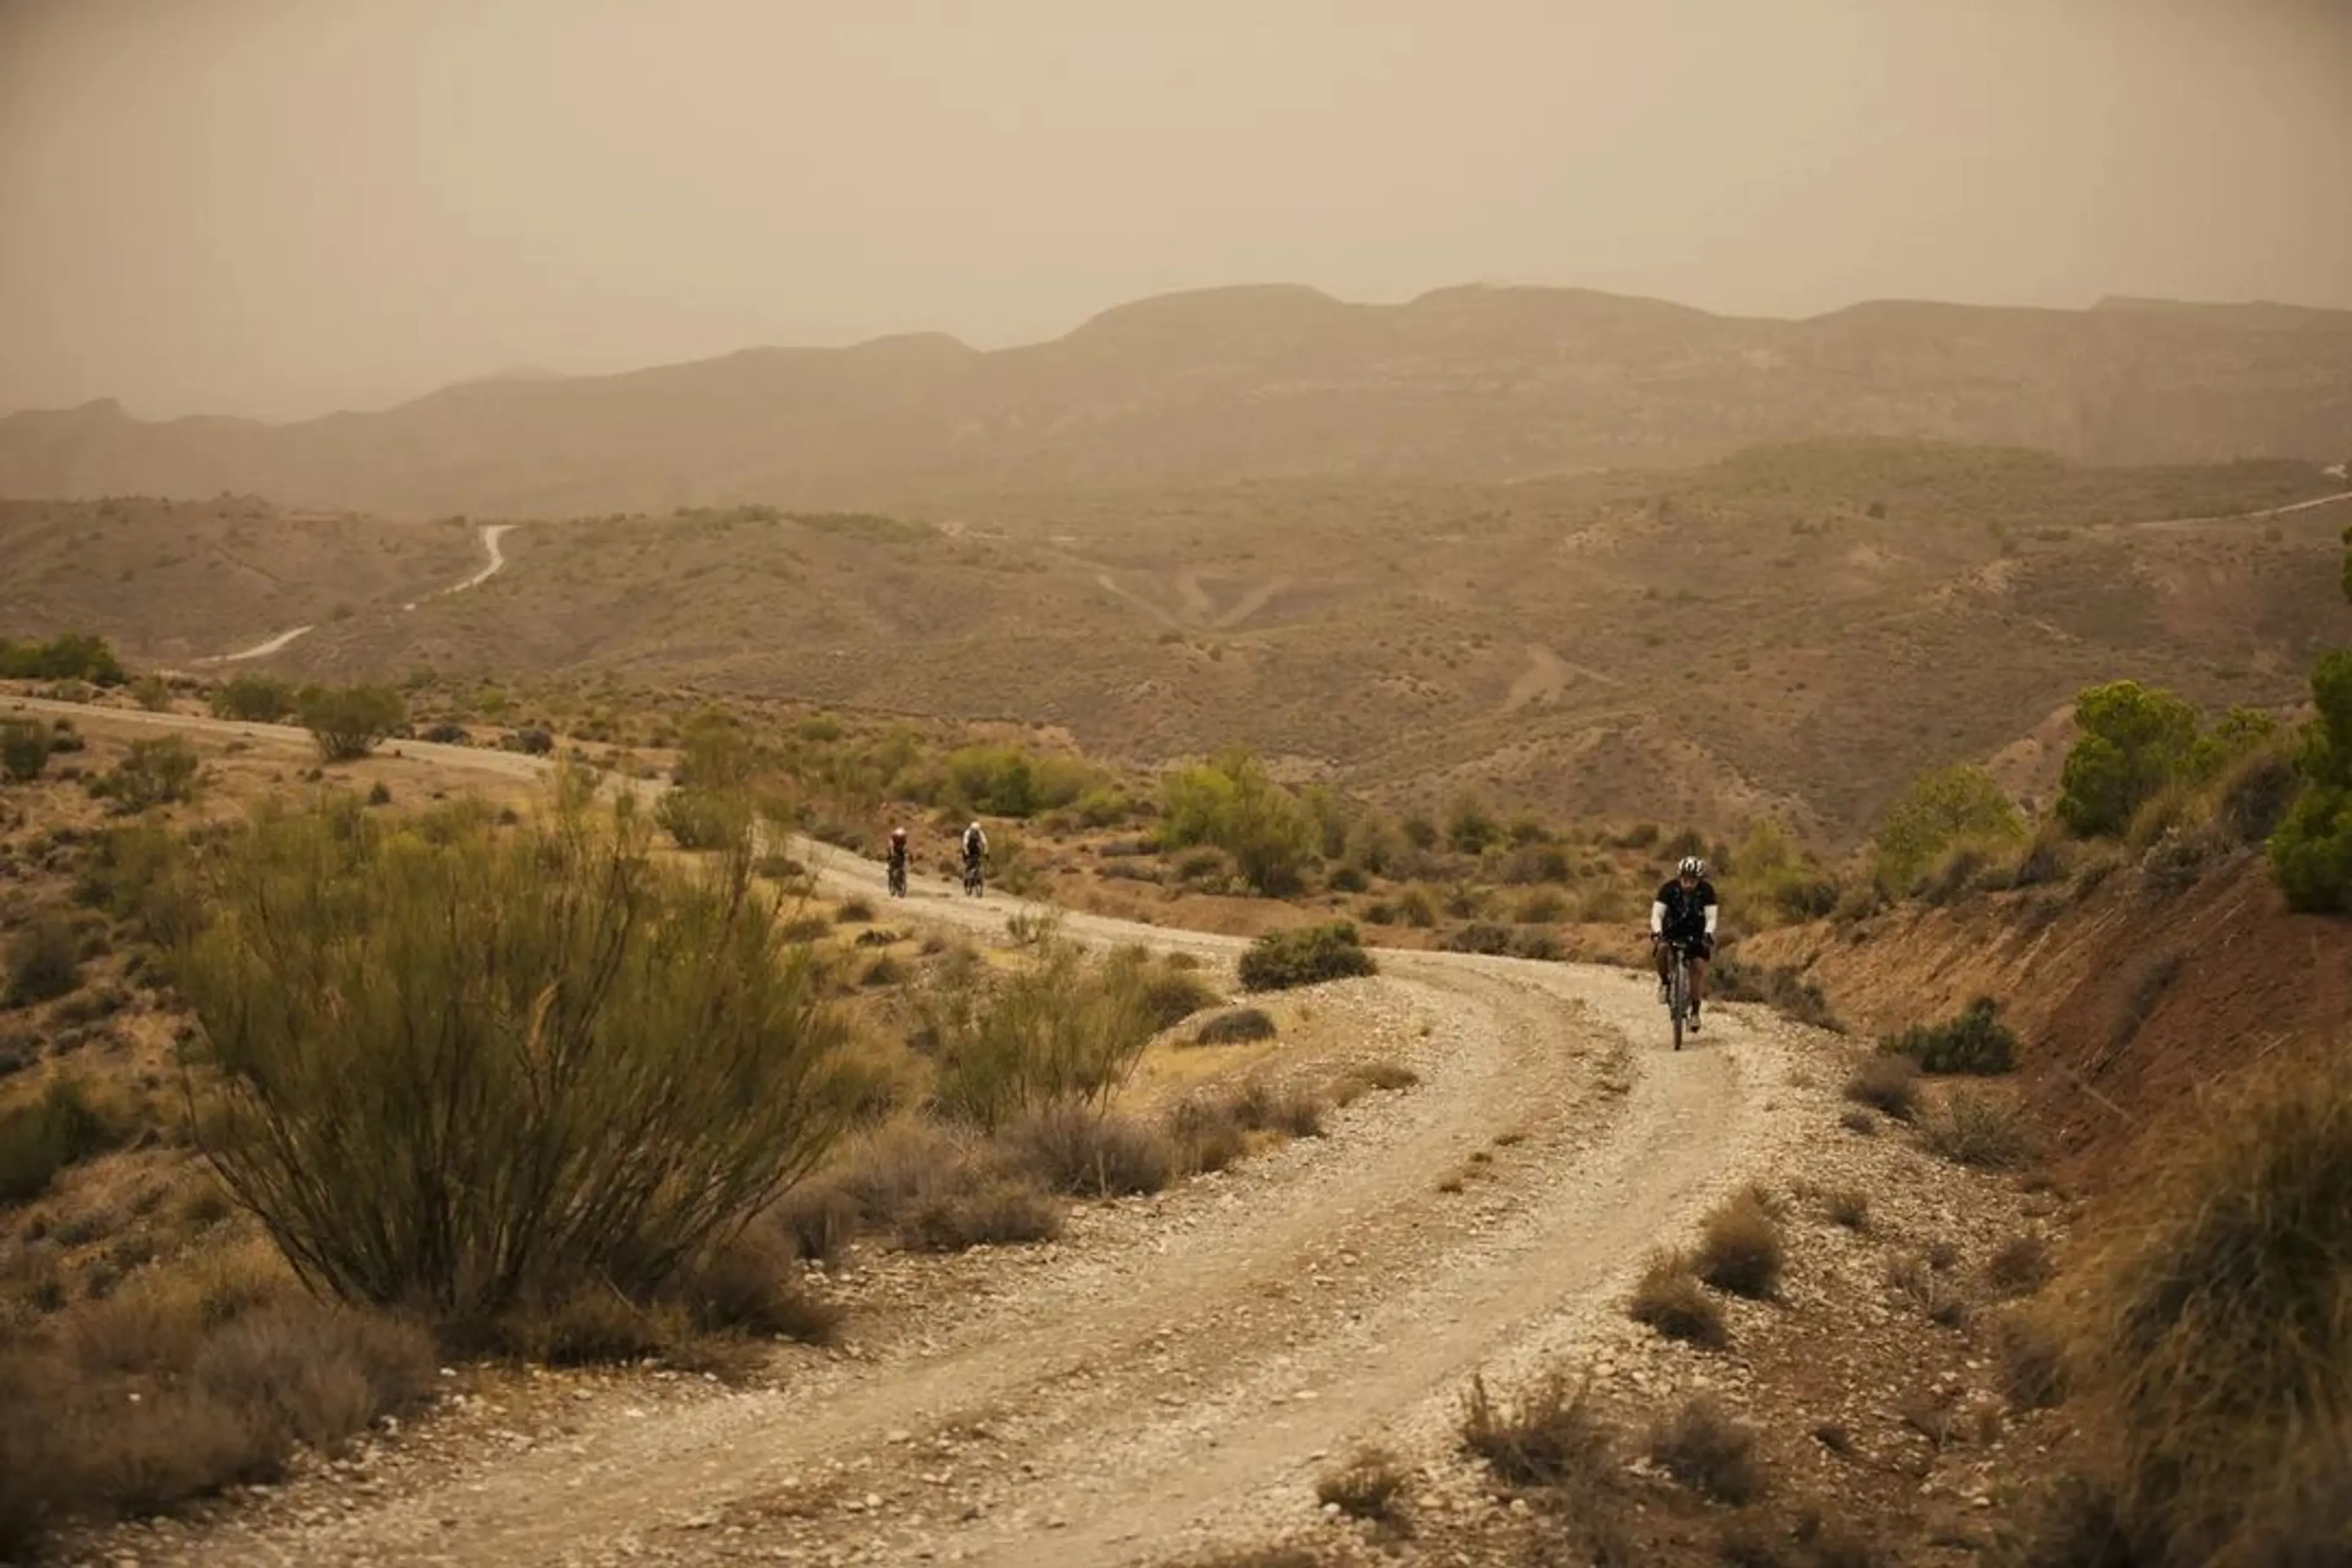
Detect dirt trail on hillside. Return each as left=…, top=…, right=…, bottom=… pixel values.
left=9, top=699, right=1806, bottom=1567
left=203, top=624, right=318, bottom=663
left=405, top=523, right=514, bottom=609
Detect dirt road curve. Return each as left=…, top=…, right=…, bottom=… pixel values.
left=405, top=523, right=514, bottom=609
left=9, top=698, right=1814, bottom=1567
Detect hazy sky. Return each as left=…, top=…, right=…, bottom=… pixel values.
left=4, top=0, right=2349, bottom=420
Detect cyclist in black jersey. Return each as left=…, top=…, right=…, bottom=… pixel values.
left=1650, top=856, right=1720, bottom=1030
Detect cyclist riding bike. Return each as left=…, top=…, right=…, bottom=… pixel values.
left=1651, top=856, right=1720, bottom=1031
left=960, top=820, right=988, bottom=894
left=885, top=826, right=910, bottom=896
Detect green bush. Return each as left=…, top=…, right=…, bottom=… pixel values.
left=1161, top=746, right=1318, bottom=896
left=1723, top=820, right=1841, bottom=924
left=172, top=779, right=856, bottom=1319
left=0, top=632, right=127, bottom=685
left=208, top=674, right=295, bottom=723
left=918, top=941, right=1161, bottom=1131
left=2057, top=681, right=2199, bottom=838
left=0, top=1075, right=138, bottom=1202
left=2187, top=706, right=2282, bottom=783
left=657, top=714, right=771, bottom=850
left=1873, top=764, right=2025, bottom=891
left=296, top=684, right=406, bottom=763
left=1237, top=922, right=1377, bottom=992
left=94, top=736, right=200, bottom=810
left=1882, top=996, right=2017, bottom=1074
left=1441, top=922, right=1513, bottom=956
left=1, top=720, right=48, bottom=783
left=5, top=914, right=83, bottom=1008
left=1509, top=926, right=1561, bottom=961
left=1190, top=1007, right=1277, bottom=1046
left=1446, top=793, right=1502, bottom=854
left=655, top=787, right=741, bottom=850
left=1133, top=955, right=1220, bottom=1031
left=2271, top=648, right=2352, bottom=911
left=2271, top=785, right=2352, bottom=913
left=1070, top=787, right=1134, bottom=828
left=935, top=743, right=1083, bottom=818
left=75, top=816, right=203, bottom=952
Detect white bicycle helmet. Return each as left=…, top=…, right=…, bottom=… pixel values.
left=1678, top=856, right=1705, bottom=876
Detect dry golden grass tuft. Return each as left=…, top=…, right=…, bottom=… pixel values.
left=1885, top=1253, right=1972, bottom=1330
left=1459, top=1370, right=1614, bottom=1490
left=1697, top=1188, right=1786, bottom=1299
left=1921, top=1088, right=2030, bottom=1169
left=2045, top=1050, right=2352, bottom=1567
left=1985, top=1227, right=2055, bottom=1297
left=0, top=1251, right=435, bottom=1556
left=1003, top=1104, right=1176, bottom=1197
left=1648, top=1395, right=1768, bottom=1505
left=1842, top=1055, right=1920, bottom=1123
left=1329, top=1059, right=1419, bottom=1106
left=1313, top=1445, right=1412, bottom=1525
left=1629, top=1249, right=1730, bottom=1348
left=1163, top=1094, right=1251, bottom=1176
left=903, top=1175, right=1063, bottom=1253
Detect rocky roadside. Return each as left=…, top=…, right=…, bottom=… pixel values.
left=1172, top=1011, right=2074, bottom=1567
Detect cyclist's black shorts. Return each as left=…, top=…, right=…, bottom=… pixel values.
left=1662, top=932, right=1715, bottom=961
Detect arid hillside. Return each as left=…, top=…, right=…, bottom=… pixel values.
left=1745, top=853, right=2352, bottom=1171
left=4, top=287, right=2350, bottom=516
left=0, top=498, right=479, bottom=668
left=6, top=443, right=2346, bottom=842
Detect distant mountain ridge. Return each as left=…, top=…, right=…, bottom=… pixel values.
left=4, top=284, right=2348, bottom=516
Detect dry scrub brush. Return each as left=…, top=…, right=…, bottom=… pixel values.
left=1697, top=1187, right=1786, bottom=1299
left=172, top=771, right=859, bottom=1323
left=1315, top=1446, right=1412, bottom=1524
left=1648, top=1395, right=1768, bottom=1505
left=1460, top=1370, right=1614, bottom=1490
left=1843, top=1055, right=1920, bottom=1122
left=1629, top=1250, right=1730, bottom=1348
left=913, top=937, right=1163, bottom=1131
left=1921, top=1088, right=2030, bottom=1169
left=0, top=1245, right=435, bottom=1555
left=2052, top=1052, right=2352, bottom=1567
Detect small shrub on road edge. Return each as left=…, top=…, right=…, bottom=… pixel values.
left=1630, top=1250, right=1729, bottom=1348
left=1238, top=922, right=1376, bottom=992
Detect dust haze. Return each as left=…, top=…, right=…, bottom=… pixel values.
left=2, top=0, right=2348, bottom=421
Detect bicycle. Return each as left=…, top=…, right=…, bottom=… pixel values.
left=962, top=858, right=985, bottom=897
left=1659, top=937, right=1695, bottom=1051
left=886, top=859, right=908, bottom=899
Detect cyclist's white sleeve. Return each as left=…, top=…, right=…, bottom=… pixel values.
left=1649, top=899, right=1665, bottom=935
left=1705, top=904, right=1718, bottom=935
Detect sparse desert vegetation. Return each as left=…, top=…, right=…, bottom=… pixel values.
left=1629, top=1250, right=1730, bottom=1348
left=0, top=420, right=2344, bottom=1568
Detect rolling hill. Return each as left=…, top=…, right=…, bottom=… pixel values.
left=2, top=287, right=2349, bottom=518
left=7, top=443, right=2346, bottom=842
